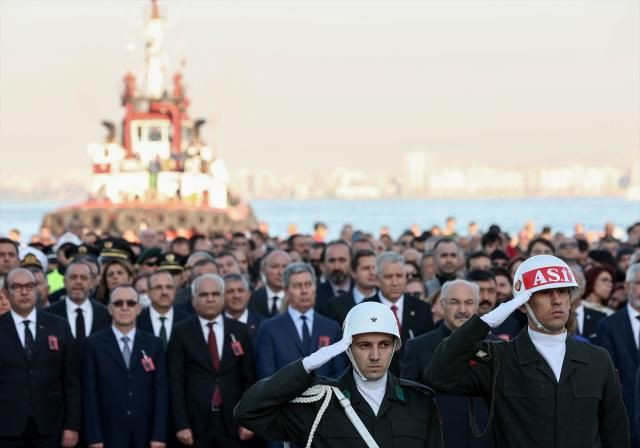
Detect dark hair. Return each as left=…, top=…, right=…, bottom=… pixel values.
left=287, top=234, right=304, bottom=249
left=481, top=231, right=501, bottom=249
left=351, top=249, right=376, bottom=271
left=0, top=237, right=19, bottom=254
left=405, top=260, right=422, bottom=281
left=189, top=234, right=206, bottom=251
left=584, top=265, right=615, bottom=302
left=433, top=237, right=458, bottom=251
left=321, top=240, right=351, bottom=262
left=466, top=251, right=490, bottom=270
left=527, top=238, right=555, bottom=256
left=97, top=259, right=134, bottom=304
left=577, top=239, right=589, bottom=253
left=491, top=267, right=513, bottom=285
left=587, top=250, right=616, bottom=270
left=216, top=251, right=238, bottom=261
left=490, top=249, right=510, bottom=262
left=465, top=269, right=496, bottom=284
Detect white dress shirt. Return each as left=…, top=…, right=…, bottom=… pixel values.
left=627, top=304, right=640, bottom=349
left=575, top=303, right=585, bottom=335
left=379, top=294, right=404, bottom=325
left=65, top=297, right=93, bottom=338
left=225, top=308, right=249, bottom=324
left=11, top=308, right=37, bottom=347
left=149, top=306, right=174, bottom=340
left=112, top=326, right=136, bottom=352
left=199, top=314, right=224, bottom=356
left=266, top=286, right=284, bottom=313
left=288, top=306, right=314, bottom=342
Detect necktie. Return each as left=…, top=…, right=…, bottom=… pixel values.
left=336, top=289, right=346, bottom=296
left=270, top=296, right=280, bottom=316
left=207, top=322, right=223, bottom=409
left=75, top=308, right=86, bottom=341
left=300, top=315, right=311, bottom=353
left=159, top=316, right=168, bottom=350
left=23, top=320, right=35, bottom=360
left=390, top=304, right=402, bottom=333
left=121, top=336, right=131, bottom=369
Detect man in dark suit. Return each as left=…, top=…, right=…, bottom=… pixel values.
left=364, top=251, right=433, bottom=375
left=223, top=273, right=263, bottom=344
left=402, top=279, right=494, bottom=448
left=256, top=262, right=347, bottom=379
left=168, top=273, right=256, bottom=448
left=597, top=263, right=640, bottom=447
left=315, top=240, right=353, bottom=310
left=45, top=261, right=111, bottom=344
left=137, top=270, right=189, bottom=349
left=83, top=285, right=168, bottom=448
left=571, top=267, right=606, bottom=342
left=0, top=267, right=81, bottom=447
left=321, top=249, right=377, bottom=325
left=248, top=250, right=290, bottom=318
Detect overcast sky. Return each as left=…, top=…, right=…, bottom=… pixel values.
left=0, top=0, right=638, bottom=181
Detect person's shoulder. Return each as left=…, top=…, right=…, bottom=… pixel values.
left=38, top=309, right=68, bottom=328
left=404, top=294, right=429, bottom=310
left=314, top=312, right=340, bottom=327
left=173, top=314, right=198, bottom=333
left=406, top=327, right=442, bottom=348
left=225, top=316, right=250, bottom=334
left=397, top=378, right=437, bottom=399
left=86, top=327, right=113, bottom=347
left=45, top=299, right=66, bottom=313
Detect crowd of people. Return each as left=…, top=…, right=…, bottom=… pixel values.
left=0, top=216, right=639, bottom=448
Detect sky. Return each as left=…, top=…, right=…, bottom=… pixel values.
left=0, top=0, right=638, bottom=183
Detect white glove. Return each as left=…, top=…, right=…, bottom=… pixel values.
left=480, top=292, right=531, bottom=328
left=302, top=333, right=352, bottom=373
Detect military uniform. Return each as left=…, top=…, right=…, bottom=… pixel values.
left=425, top=315, right=630, bottom=448
left=235, top=360, right=443, bottom=448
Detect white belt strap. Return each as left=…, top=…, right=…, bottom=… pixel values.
left=284, top=385, right=379, bottom=448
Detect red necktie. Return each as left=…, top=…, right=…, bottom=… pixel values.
left=207, top=322, right=223, bottom=409
left=390, top=304, right=402, bottom=333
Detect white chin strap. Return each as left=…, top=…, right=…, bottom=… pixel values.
left=524, top=303, right=552, bottom=333
left=346, top=339, right=398, bottom=382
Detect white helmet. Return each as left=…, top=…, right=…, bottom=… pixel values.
left=343, top=302, right=402, bottom=350
left=513, top=254, right=579, bottom=333
left=513, top=254, right=579, bottom=300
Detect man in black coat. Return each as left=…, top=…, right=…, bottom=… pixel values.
left=235, top=301, right=443, bottom=448
left=321, top=249, right=377, bottom=325
left=137, top=270, right=189, bottom=349
left=364, top=251, right=433, bottom=376
left=44, top=261, right=111, bottom=344
left=402, top=279, right=494, bottom=448
left=248, top=250, right=290, bottom=318
left=0, top=268, right=81, bottom=447
left=223, top=273, right=263, bottom=345
left=168, top=273, right=256, bottom=448
left=426, top=255, right=630, bottom=448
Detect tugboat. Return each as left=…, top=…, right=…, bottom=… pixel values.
left=42, top=0, right=257, bottom=236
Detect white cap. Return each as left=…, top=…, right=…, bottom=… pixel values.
left=343, top=301, right=402, bottom=350
left=19, top=246, right=48, bottom=273
left=512, top=254, right=579, bottom=301
left=54, top=232, right=81, bottom=252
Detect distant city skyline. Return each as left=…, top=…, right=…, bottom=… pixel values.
left=0, top=1, right=638, bottom=190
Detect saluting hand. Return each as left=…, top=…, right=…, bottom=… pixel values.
left=176, top=428, right=194, bottom=446
left=61, top=429, right=79, bottom=447
left=238, top=426, right=255, bottom=441
left=150, top=441, right=166, bottom=448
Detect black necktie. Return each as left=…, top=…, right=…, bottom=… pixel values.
left=300, top=315, right=311, bottom=353
left=23, top=320, right=35, bottom=360
left=159, top=316, right=168, bottom=350
left=270, top=296, right=280, bottom=316
left=75, top=308, right=86, bottom=341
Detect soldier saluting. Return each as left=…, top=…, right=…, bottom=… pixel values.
left=426, top=255, right=630, bottom=448
left=235, top=301, right=443, bottom=447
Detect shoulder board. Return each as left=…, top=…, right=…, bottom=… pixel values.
left=398, top=379, right=436, bottom=396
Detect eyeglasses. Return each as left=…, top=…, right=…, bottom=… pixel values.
left=111, top=299, right=138, bottom=308
left=9, top=282, right=36, bottom=292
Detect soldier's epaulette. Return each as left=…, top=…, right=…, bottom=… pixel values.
left=398, top=379, right=436, bottom=397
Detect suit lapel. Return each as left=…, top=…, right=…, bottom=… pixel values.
left=402, top=297, right=415, bottom=340
left=0, top=313, right=28, bottom=363
left=283, top=313, right=305, bottom=355
left=104, top=330, right=128, bottom=372
left=189, top=317, right=214, bottom=372
left=619, top=311, right=639, bottom=363
left=129, top=331, right=145, bottom=372
left=558, top=336, right=590, bottom=386
left=32, top=311, right=49, bottom=360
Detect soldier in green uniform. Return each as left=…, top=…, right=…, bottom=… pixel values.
left=234, top=301, right=443, bottom=448
left=426, top=255, right=630, bottom=448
